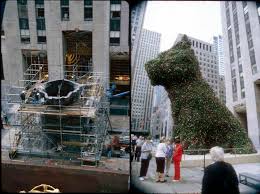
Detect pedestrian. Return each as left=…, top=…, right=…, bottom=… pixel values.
left=135, top=136, right=144, bottom=162
left=202, top=146, right=239, bottom=194
left=107, top=143, right=112, bottom=158
left=139, top=136, right=153, bottom=181
left=172, top=137, right=183, bottom=182
left=3, top=113, right=8, bottom=126
left=155, top=137, right=167, bottom=182
left=131, top=134, right=136, bottom=162
left=165, top=138, right=174, bottom=177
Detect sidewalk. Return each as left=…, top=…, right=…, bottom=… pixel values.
left=131, top=158, right=260, bottom=194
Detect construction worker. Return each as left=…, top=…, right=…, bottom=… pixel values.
left=20, top=90, right=26, bottom=103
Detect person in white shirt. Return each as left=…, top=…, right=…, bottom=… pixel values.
left=135, top=136, right=144, bottom=162
left=139, top=136, right=153, bottom=181
left=155, top=137, right=167, bottom=182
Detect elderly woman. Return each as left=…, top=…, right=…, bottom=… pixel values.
left=155, top=137, right=167, bottom=182
left=139, top=136, right=153, bottom=181
left=202, top=146, right=239, bottom=194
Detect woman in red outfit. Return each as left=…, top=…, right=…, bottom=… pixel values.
left=172, top=138, right=183, bottom=182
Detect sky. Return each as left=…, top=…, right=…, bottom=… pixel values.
left=143, top=1, right=222, bottom=52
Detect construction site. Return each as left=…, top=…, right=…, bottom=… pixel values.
left=1, top=54, right=129, bottom=192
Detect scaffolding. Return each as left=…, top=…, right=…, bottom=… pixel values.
left=3, top=69, right=111, bottom=167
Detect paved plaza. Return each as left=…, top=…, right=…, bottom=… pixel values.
left=131, top=158, right=260, bottom=194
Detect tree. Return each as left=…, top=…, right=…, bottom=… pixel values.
left=145, top=35, right=255, bottom=154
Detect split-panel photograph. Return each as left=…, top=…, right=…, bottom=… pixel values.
left=1, top=0, right=129, bottom=192
left=1, top=0, right=260, bottom=193
left=130, top=1, right=260, bottom=194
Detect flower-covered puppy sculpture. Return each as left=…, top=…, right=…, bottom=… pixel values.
left=145, top=35, right=255, bottom=153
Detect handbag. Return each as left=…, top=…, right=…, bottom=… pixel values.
left=147, top=152, right=152, bottom=160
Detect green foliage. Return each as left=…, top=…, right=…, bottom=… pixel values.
left=145, top=35, right=256, bottom=154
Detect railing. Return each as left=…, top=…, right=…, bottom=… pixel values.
left=182, top=147, right=252, bottom=170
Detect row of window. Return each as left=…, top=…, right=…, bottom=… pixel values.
left=17, top=0, right=46, bottom=43
left=110, top=1, right=121, bottom=45
left=195, top=51, right=217, bottom=59
left=239, top=62, right=245, bottom=99
left=61, top=0, right=93, bottom=21
left=192, top=40, right=212, bottom=52
left=18, top=0, right=115, bottom=44
left=233, top=8, right=240, bottom=45
left=242, top=2, right=257, bottom=75
left=233, top=2, right=244, bottom=99
left=17, top=0, right=30, bottom=43
left=200, top=63, right=218, bottom=70
left=203, top=69, right=218, bottom=75
left=36, top=1, right=46, bottom=43
left=198, top=57, right=217, bottom=64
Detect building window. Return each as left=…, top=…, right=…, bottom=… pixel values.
left=110, top=31, right=120, bottom=45
left=61, top=0, right=69, bottom=21
left=233, top=10, right=240, bottom=45
left=238, top=64, right=243, bottom=73
left=17, top=0, right=30, bottom=43
left=36, top=8, right=44, bottom=18
left=110, top=0, right=121, bottom=45
left=196, top=41, right=198, bottom=48
left=84, top=0, right=92, bottom=20
left=231, top=68, right=236, bottom=78
left=248, top=39, right=253, bottom=49
left=36, top=19, right=45, bottom=30
left=242, top=1, right=247, bottom=8
left=111, top=0, right=121, bottom=4
left=228, top=28, right=234, bottom=64
left=199, top=43, right=201, bottom=49
left=244, top=12, right=249, bottom=21
left=245, top=22, right=252, bottom=39
left=36, top=0, right=46, bottom=43
left=110, top=18, right=120, bottom=31
left=237, top=47, right=241, bottom=58
left=111, top=11, right=120, bottom=18
left=240, top=76, right=244, bottom=89
left=20, top=30, right=30, bottom=43
left=37, top=35, right=46, bottom=43
left=19, top=18, right=29, bottom=29
left=231, top=1, right=236, bottom=10
left=249, top=49, right=256, bottom=65
left=232, top=78, right=238, bottom=101
left=226, top=8, right=231, bottom=27
left=241, top=90, right=245, bottom=99
left=206, top=45, right=208, bottom=51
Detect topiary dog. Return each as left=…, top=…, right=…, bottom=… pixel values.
left=145, top=35, right=255, bottom=153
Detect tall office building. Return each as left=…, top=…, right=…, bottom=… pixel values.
left=131, top=1, right=147, bottom=72
left=175, top=34, right=219, bottom=97
left=213, top=35, right=226, bottom=104
left=151, top=86, right=173, bottom=139
left=1, top=0, right=130, bottom=132
left=131, top=29, right=161, bottom=133
left=221, top=1, right=260, bottom=148
left=213, top=35, right=225, bottom=76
